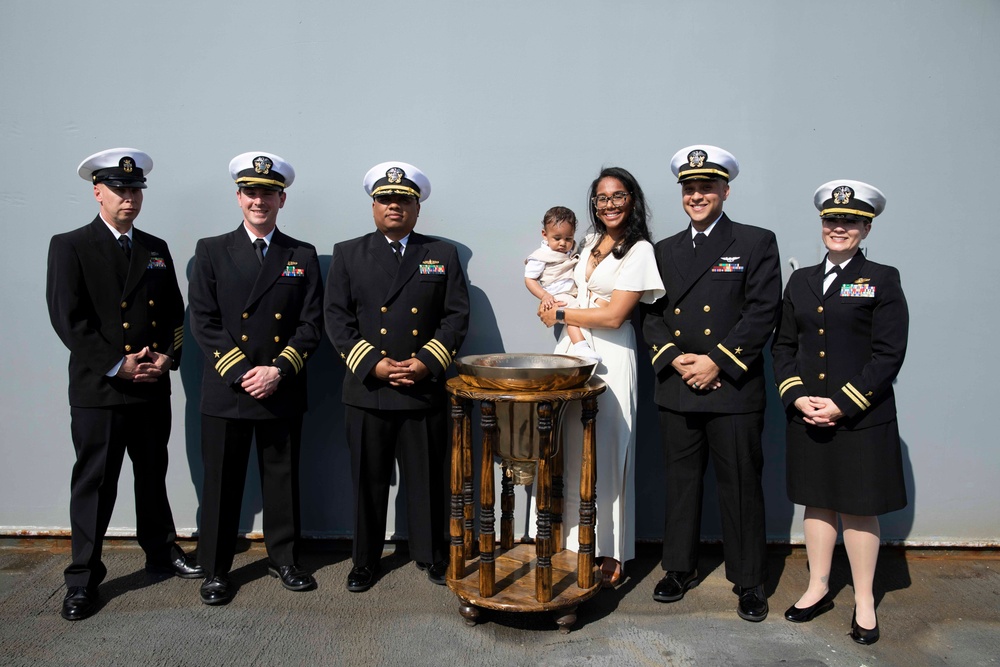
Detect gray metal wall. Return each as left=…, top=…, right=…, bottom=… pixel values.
left=2, top=1, right=997, bottom=545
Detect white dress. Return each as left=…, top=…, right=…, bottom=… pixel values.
left=542, top=234, right=664, bottom=563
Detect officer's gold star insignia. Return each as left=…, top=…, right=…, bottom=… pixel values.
left=734, top=347, right=743, bottom=355
left=341, top=353, right=346, bottom=359
left=213, top=350, right=221, bottom=358
left=652, top=345, right=659, bottom=352
left=866, top=391, right=873, bottom=397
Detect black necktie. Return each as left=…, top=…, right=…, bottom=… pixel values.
left=253, top=238, right=267, bottom=265
left=389, top=240, right=403, bottom=263
left=118, top=234, right=131, bottom=259
left=824, top=265, right=841, bottom=294
left=693, top=232, right=706, bottom=255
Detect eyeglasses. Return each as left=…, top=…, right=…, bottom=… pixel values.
left=592, top=192, right=629, bottom=209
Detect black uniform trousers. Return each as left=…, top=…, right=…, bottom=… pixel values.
left=66, top=401, right=178, bottom=589
left=346, top=405, right=447, bottom=568
left=197, top=415, right=301, bottom=576
left=659, top=408, right=767, bottom=588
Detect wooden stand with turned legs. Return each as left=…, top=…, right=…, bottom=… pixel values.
left=445, top=377, right=606, bottom=633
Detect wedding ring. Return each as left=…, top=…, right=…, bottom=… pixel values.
left=693, top=382, right=699, bottom=389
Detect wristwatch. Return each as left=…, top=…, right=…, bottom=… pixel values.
left=274, top=365, right=287, bottom=379
left=555, top=308, right=565, bottom=323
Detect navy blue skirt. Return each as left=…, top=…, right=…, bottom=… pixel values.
left=786, top=418, right=907, bottom=516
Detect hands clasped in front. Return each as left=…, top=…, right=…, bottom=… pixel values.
left=672, top=353, right=722, bottom=392
left=116, top=347, right=172, bottom=383
left=793, top=396, right=843, bottom=427
left=241, top=366, right=282, bottom=400
left=373, top=357, right=429, bottom=387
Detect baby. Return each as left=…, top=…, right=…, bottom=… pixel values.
left=524, top=206, right=601, bottom=362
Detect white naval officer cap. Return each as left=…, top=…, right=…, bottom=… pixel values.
left=670, top=145, right=740, bottom=183
left=230, top=151, right=295, bottom=191
left=813, top=180, right=886, bottom=220
left=78, top=148, right=153, bottom=189
left=364, top=161, right=431, bottom=202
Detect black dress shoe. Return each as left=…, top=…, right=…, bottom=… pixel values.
left=61, top=586, right=98, bottom=621
left=652, top=570, right=698, bottom=602
left=199, top=575, right=234, bottom=605
left=850, top=608, right=880, bottom=645
left=346, top=565, right=378, bottom=593
left=416, top=560, right=448, bottom=585
left=268, top=563, right=317, bottom=591
left=737, top=584, right=769, bottom=622
left=146, top=552, right=206, bottom=579
left=784, top=593, right=834, bottom=623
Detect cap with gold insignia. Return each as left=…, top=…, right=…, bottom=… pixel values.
left=78, top=148, right=152, bottom=189
left=229, top=151, right=295, bottom=191
left=670, top=145, right=739, bottom=183
left=813, top=180, right=886, bottom=220
left=363, top=161, right=431, bottom=202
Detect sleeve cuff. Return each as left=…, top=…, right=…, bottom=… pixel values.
left=420, top=338, right=455, bottom=374
left=106, top=357, right=125, bottom=378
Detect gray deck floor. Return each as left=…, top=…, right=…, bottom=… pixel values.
left=1, top=539, right=997, bottom=667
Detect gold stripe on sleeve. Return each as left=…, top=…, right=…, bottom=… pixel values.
left=346, top=340, right=375, bottom=374
left=716, top=343, right=748, bottom=372
left=778, top=376, right=804, bottom=397
left=651, top=342, right=676, bottom=366
left=843, top=383, right=871, bottom=410
left=215, top=347, right=246, bottom=376
left=279, top=347, right=305, bottom=374
left=423, top=338, right=452, bottom=368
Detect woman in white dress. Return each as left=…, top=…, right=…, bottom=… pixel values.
left=538, top=167, right=664, bottom=587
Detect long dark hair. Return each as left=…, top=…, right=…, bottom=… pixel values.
left=587, top=166, right=652, bottom=259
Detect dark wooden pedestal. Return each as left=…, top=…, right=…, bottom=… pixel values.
left=445, top=377, right=606, bottom=633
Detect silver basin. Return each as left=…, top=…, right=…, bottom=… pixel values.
left=454, top=353, right=597, bottom=391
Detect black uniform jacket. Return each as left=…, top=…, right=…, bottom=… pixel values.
left=188, top=225, right=323, bottom=420
left=324, top=231, right=470, bottom=411
left=772, top=253, right=908, bottom=429
left=47, top=216, right=184, bottom=407
left=641, top=214, right=782, bottom=413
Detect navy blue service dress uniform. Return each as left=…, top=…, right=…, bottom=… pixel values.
left=46, top=148, right=199, bottom=621
left=772, top=179, right=905, bottom=645
left=188, top=152, right=323, bottom=601
left=772, top=185, right=908, bottom=515
left=641, top=146, right=781, bottom=619
left=324, top=161, right=470, bottom=589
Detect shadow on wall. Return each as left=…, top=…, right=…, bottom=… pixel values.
left=452, top=239, right=504, bottom=357
left=181, top=257, right=261, bottom=537
left=299, top=254, right=351, bottom=538
left=177, top=238, right=917, bottom=558
left=180, top=254, right=352, bottom=540
left=180, top=238, right=508, bottom=543
left=884, top=433, right=916, bottom=543
left=387, top=237, right=504, bottom=539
